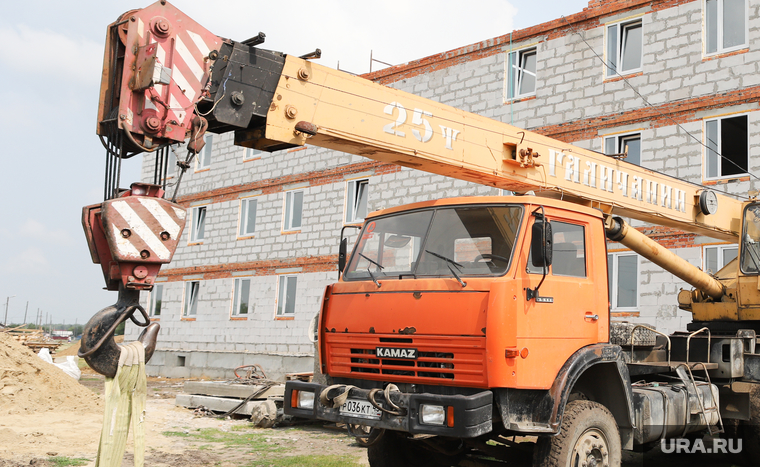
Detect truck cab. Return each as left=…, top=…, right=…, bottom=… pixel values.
left=285, top=196, right=623, bottom=461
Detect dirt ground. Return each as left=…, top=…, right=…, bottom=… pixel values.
left=0, top=372, right=371, bottom=467
left=0, top=339, right=748, bottom=467
left=0, top=338, right=370, bottom=467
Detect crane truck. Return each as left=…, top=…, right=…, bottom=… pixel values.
left=82, top=1, right=760, bottom=466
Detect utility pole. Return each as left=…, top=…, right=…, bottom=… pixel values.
left=3, top=295, right=15, bottom=327
left=23, top=301, right=28, bottom=325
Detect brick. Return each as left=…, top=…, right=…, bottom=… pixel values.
left=144, top=0, right=759, bottom=374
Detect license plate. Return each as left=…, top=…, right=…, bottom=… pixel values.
left=339, top=399, right=382, bottom=420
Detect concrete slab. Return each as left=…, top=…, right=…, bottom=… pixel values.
left=183, top=381, right=284, bottom=399
left=175, top=394, right=275, bottom=415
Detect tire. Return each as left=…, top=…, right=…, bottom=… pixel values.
left=367, top=431, right=440, bottom=467
left=348, top=424, right=384, bottom=447
left=533, top=400, right=621, bottom=467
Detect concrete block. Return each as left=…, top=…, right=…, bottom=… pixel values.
left=207, top=352, right=244, bottom=370
left=184, top=381, right=284, bottom=399
left=176, top=395, right=279, bottom=416
left=165, top=365, right=191, bottom=379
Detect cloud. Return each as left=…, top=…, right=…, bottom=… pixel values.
left=0, top=246, right=51, bottom=275
left=18, top=219, right=74, bottom=246
left=0, top=24, right=102, bottom=86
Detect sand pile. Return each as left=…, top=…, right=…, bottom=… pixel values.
left=0, top=332, right=102, bottom=415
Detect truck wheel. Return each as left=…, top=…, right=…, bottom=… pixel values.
left=367, top=431, right=439, bottom=467
left=533, top=400, right=621, bottom=467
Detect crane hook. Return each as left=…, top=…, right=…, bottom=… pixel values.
left=78, top=285, right=159, bottom=378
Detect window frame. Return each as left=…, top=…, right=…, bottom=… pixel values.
left=149, top=284, right=163, bottom=317
left=283, top=189, right=304, bottom=232
left=232, top=277, right=252, bottom=317
left=607, top=252, right=639, bottom=311
left=275, top=275, right=298, bottom=318
left=606, top=18, right=644, bottom=77
left=704, top=0, right=748, bottom=56
left=238, top=197, right=258, bottom=238
left=189, top=205, right=207, bottom=243
left=506, top=47, right=537, bottom=100
left=603, top=132, right=642, bottom=166
left=243, top=147, right=262, bottom=161
left=197, top=134, right=213, bottom=170
left=703, top=244, right=738, bottom=274
left=183, top=281, right=200, bottom=317
left=345, top=178, right=369, bottom=224
left=703, top=113, right=749, bottom=180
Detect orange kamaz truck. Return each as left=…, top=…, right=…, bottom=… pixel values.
left=84, top=3, right=760, bottom=466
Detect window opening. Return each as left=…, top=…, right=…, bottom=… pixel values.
left=607, top=19, right=643, bottom=77
left=706, top=0, right=747, bottom=55
left=604, top=133, right=641, bottom=166
left=244, top=147, right=261, bottom=160
left=346, top=179, right=369, bottom=223
left=507, top=48, right=537, bottom=99
left=277, top=275, right=298, bottom=316
left=190, top=206, right=207, bottom=242
left=704, top=244, right=737, bottom=274
left=149, top=284, right=163, bottom=317
left=284, top=190, right=304, bottom=231
left=239, top=198, right=257, bottom=236
left=607, top=252, right=638, bottom=310
left=705, top=114, right=748, bottom=179
left=184, top=281, right=199, bottom=316
left=232, top=278, right=251, bottom=316
left=198, top=135, right=213, bottom=169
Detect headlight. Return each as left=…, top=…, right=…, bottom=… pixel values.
left=419, top=404, right=445, bottom=426
left=296, top=390, right=315, bottom=409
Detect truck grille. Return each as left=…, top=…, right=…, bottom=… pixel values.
left=349, top=349, right=455, bottom=379
left=325, top=334, right=487, bottom=387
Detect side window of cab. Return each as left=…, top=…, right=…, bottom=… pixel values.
left=527, top=221, right=586, bottom=277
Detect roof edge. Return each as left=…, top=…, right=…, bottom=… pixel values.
left=362, top=0, right=677, bottom=85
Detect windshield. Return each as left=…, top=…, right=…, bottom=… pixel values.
left=741, top=202, right=760, bottom=274
left=343, top=205, right=523, bottom=280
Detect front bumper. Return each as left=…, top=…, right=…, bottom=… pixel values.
left=284, top=381, right=493, bottom=438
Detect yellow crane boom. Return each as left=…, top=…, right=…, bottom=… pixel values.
left=97, top=1, right=741, bottom=243
left=254, top=54, right=741, bottom=242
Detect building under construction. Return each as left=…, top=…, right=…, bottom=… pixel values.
left=127, top=0, right=758, bottom=379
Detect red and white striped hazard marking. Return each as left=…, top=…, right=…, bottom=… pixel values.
left=122, top=4, right=222, bottom=142
left=105, top=197, right=186, bottom=263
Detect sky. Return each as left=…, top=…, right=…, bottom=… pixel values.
left=0, top=0, right=589, bottom=327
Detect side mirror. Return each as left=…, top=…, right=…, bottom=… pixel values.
left=531, top=219, right=553, bottom=268
left=338, top=238, right=348, bottom=276
left=307, top=313, right=319, bottom=343
left=338, top=225, right=361, bottom=279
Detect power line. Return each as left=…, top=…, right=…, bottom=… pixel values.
left=559, top=15, right=758, bottom=190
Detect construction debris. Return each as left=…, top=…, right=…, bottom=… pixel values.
left=175, top=367, right=315, bottom=426
left=1, top=324, right=63, bottom=354
left=176, top=380, right=285, bottom=422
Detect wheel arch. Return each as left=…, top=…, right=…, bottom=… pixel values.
left=549, top=344, right=635, bottom=449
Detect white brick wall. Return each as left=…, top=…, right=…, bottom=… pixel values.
left=132, top=1, right=760, bottom=368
